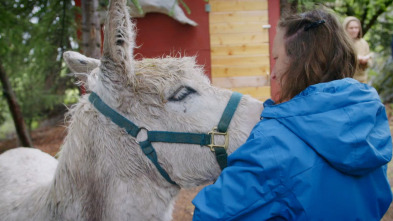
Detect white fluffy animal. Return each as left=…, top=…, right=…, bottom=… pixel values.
left=129, top=0, right=198, bottom=26
left=0, top=0, right=262, bottom=220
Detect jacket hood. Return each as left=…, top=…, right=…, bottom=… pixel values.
left=343, top=16, right=363, bottom=38
left=262, top=78, right=392, bottom=176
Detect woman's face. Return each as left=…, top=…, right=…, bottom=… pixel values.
left=346, top=21, right=360, bottom=39
left=271, top=28, right=290, bottom=103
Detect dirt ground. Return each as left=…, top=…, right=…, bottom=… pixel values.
left=0, top=104, right=393, bottom=220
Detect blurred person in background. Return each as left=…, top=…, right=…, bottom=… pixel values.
left=343, top=16, right=372, bottom=83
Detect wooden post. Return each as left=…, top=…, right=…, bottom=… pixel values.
left=268, top=0, right=280, bottom=102
left=268, top=0, right=280, bottom=74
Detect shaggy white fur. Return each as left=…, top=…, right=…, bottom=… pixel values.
left=0, top=0, right=263, bottom=220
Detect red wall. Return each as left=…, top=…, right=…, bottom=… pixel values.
left=133, top=0, right=211, bottom=78
left=75, top=1, right=279, bottom=80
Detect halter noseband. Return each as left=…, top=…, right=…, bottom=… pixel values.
left=89, top=92, right=242, bottom=185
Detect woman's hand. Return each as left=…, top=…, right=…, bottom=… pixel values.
left=358, top=55, right=370, bottom=65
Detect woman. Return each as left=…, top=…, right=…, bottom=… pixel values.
left=343, top=16, right=372, bottom=83
left=192, top=9, right=392, bottom=220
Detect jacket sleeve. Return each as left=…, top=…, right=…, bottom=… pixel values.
left=192, top=129, right=287, bottom=221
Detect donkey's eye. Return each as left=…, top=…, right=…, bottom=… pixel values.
left=168, top=86, right=197, bottom=102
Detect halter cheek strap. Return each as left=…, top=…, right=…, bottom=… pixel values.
left=89, top=92, right=242, bottom=185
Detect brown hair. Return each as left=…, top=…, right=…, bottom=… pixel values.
left=276, top=9, right=357, bottom=103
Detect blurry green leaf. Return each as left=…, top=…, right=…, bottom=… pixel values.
left=129, top=0, right=143, bottom=15
left=179, top=0, right=191, bottom=15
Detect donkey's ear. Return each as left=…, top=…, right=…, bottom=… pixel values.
left=102, top=0, right=135, bottom=78
left=63, top=51, right=100, bottom=73
left=63, top=51, right=100, bottom=86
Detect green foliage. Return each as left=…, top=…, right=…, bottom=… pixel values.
left=63, top=88, right=80, bottom=105
left=0, top=112, right=15, bottom=139
left=372, top=57, right=393, bottom=103
left=0, top=92, right=7, bottom=125
left=300, top=0, right=335, bottom=10
left=333, top=0, right=393, bottom=35
left=366, top=6, right=393, bottom=56
left=128, top=0, right=143, bottom=15
left=0, top=0, right=78, bottom=129
left=177, top=0, right=191, bottom=15
left=367, top=7, right=393, bottom=103
left=169, top=0, right=192, bottom=17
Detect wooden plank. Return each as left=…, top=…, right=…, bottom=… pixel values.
left=231, top=86, right=271, bottom=101
left=211, top=54, right=270, bottom=66
left=210, top=11, right=268, bottom=23
left=208, top=0, right=271, bottom=94
left=211, top=43, right=269, bottom=56
left=212, top=76, right=269, bottom=88
left=212, top=64, right=270, bottom=77
left=210, top=0, right=268, bottom=12
left=210, top=32, right=269, bottom=45
left=209, top=22, right=265, bottom=34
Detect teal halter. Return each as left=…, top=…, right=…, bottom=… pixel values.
left=89, top=91, right=242, bottom=185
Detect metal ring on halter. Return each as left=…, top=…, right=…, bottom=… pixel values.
left=136, top=127, right=149, bottom=144
left=207, top=127, right=229, bottom=152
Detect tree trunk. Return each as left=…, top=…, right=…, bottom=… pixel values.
left=0, top=58, right=33, bottom=147
left=81, top=0, right=101, bottom=59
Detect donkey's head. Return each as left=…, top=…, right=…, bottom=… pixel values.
left=63, top=0, right=263, bottom=188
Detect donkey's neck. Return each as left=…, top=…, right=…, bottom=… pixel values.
left=49, top=100, right=181, bottom=220
left=50, top=160, right=180, bottom=220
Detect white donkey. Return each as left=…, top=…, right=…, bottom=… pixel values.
left=0, top=0, right=262, bottom=220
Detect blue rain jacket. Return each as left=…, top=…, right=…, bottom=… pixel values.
left=193, top=78, right=393, bottom=221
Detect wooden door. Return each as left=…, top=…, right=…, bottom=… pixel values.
left=209, top=0, right=271, bottom=101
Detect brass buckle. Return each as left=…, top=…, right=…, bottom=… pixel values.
left=207, top=127, right=229, bottom=152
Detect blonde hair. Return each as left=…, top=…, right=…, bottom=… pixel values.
left=343, top=16, right=363, bottom=39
